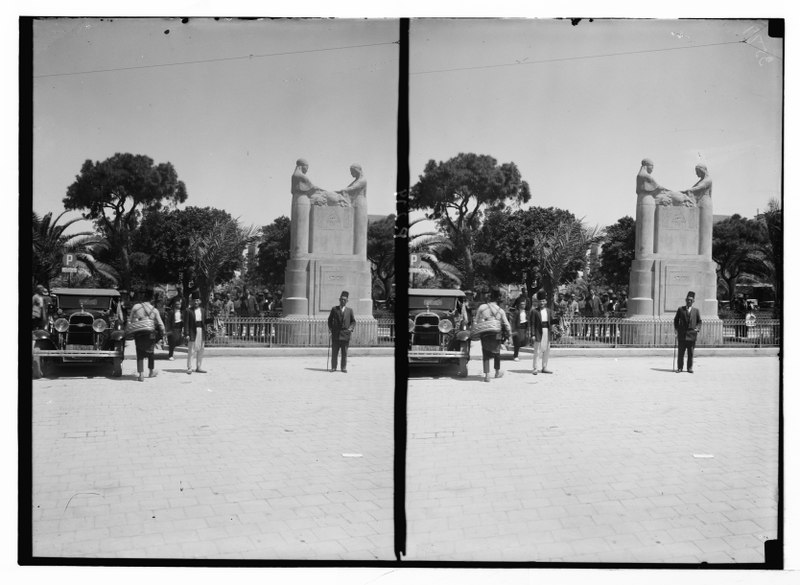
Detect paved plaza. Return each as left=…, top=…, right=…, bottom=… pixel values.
left=31, top=351, right=395, bottom=560
left=406, top=350, right=780, bottom=564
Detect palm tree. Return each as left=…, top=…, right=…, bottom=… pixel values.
left=758, top=199, right=782, bottom=317
left=531, top=217, right=598, bottom=304
left=409, top=218, right=463, bottom=288
left=32, top=210, right=117, bottom=288
left=189, top=217, right=258, bottom=305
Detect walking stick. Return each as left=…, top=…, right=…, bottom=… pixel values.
left=673, top=333, right=677, bottom=372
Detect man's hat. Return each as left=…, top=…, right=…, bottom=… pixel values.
left=686, top=291, right=695, bottom=299
left=340, top=291, right=349, bottom=298
left=191, top=291, right=201, bottom=300
left=536, top=290, right=547, bottom=301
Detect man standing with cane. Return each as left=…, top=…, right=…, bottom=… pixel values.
left=328, top=290, right=356, bottom=373
left=674, top=290, right=702, bottom=373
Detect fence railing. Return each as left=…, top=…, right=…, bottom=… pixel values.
left=204, top=316, right=395, bottom=347
left=199, top=316, right=779, bottom=348
left=548, top=317, right=780, bottom=348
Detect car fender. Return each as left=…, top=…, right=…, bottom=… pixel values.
left=455, top=330, right=471, bottom=342
left=32, top=329, right=51, bottom=341
left=33, top=336, right=56, bottom=350
left=110, top=330, right=126, bottom=343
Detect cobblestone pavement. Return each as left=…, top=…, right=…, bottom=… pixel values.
left=31, top=354, right=394, bottom=560
left=406, top=352, right=780, bottom=564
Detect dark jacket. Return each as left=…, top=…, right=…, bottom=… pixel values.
left=183, top=306, right=208, bottom=341
left=528, top=306, right=553, bottom=343
left=165, top=307, right=184, bottom=334
left=674, top=305, right=702, bottom=342
left=328, top=305, right=356, bottom=342
left=510, top=308, right=529, bottom=344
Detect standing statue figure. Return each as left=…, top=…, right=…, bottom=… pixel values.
left=637, top=158, right=695, bottom=207
left=336, top=163, right=367, bottom=202
left=684, top=163, right=713, bottom=258
left=636, top=158, right=663, bottom=198
left=682, top=163, right=712, bottom=202
left=290, top=158, right=314, bottom=257
left=338, top=163, right=368, bottom=256
left=291, top=158, right=350, bottom=207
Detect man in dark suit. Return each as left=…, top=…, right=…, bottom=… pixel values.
left=674, top=290, right=702, bottom=373
left=183, top=291, right=207, bottom=374
left=328, top=290, right=356, bottom=373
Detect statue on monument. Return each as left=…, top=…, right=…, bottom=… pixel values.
left=336, top=164, right=367, bottom=201
left=682, top=163, right=712, bottom=202
left=291, top=158, right=351, bottom=207
left=637, top=158, right=696, bottom=207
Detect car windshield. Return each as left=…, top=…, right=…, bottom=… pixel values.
left=409, top=296, right=459, bottom=311
left=57, top=294, right=113, bottom=311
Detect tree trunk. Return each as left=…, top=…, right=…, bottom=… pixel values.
left=726, top=275, right=738, bottom=302
left=463, top=247, right=475, bottom=291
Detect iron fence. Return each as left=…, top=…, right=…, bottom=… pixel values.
left=204, top=316, right=395, bottom=347
left=547, top=317, right=780, bottom=348
left=198, top=315, right=778, bottom=349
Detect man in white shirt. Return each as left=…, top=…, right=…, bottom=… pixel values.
left=530, top=290, right=553, bottom=375
left=184, top=291, right=207, bottom=374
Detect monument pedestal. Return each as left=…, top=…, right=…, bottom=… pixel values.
left=283, top=204, right=377, bottom=344
left=626, top=204, right=721, bottom=345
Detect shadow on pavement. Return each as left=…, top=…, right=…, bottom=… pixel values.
left=408, top=365, right=463, bottom=379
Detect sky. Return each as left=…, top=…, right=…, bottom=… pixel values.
left=32, top=17, right=399, bottom=233
left=409, top=18, right=783, bottom=231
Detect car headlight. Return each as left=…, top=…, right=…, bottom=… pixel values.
left=408, top=318, right=415, bottom=333
left=92, top=319, right=108, bottom=333
left=54, top=318, right=69, bottom=333
left=438, top=320, right=454, bottom=333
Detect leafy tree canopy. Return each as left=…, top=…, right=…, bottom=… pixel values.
left=63, top=153, right=188, bottom=288
left=133, top=206, right=242, bottom=296
left=712, top=214, right=769, bottom=301
left=367, top=214, right=396, bottom=299
left=410, top=153, right=531, bottom=290
left=477, top=206, right=585, bottom=293
left=597, top=216, right=636, bottom=291
left=255, top=215, right=292, bottom=287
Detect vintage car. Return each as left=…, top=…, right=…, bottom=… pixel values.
left=32, top=287, right=125, bottom=378
left=408, top=288, right=470, bottom=374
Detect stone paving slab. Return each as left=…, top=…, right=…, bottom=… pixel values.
left=406, top=354, right=779, bottom=564
left=31, top=354, right=394, bottom=560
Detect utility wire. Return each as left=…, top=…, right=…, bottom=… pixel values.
left=411, top=39, right=759, bottom=76
left=34, top=40, right=399, bottom=79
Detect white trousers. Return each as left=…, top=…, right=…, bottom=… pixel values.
left=533, top=327, right=550, bottom=370
left=187, top=327, right=205, bottom=370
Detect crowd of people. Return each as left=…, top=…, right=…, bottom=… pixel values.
left=462, top=286, right=699, bottom=381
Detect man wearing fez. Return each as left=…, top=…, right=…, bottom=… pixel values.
left=184, top=291, right=207, bottom=374
left=674, top=291, right=702, bottom=373
left=328, top=290, right=356, bottom=373
left=530, top=290, right=553, bottom=375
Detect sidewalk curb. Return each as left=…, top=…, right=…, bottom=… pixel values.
left=130, top=346, right=396, bottom=359
left=130, top=346, right=779, bottom=360
left=514, top=346, right=780, bottom=358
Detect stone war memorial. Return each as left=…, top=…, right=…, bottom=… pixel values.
left=625, top=158, right=722, bottom=344
left=282, top=158, right=377, bottom=344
